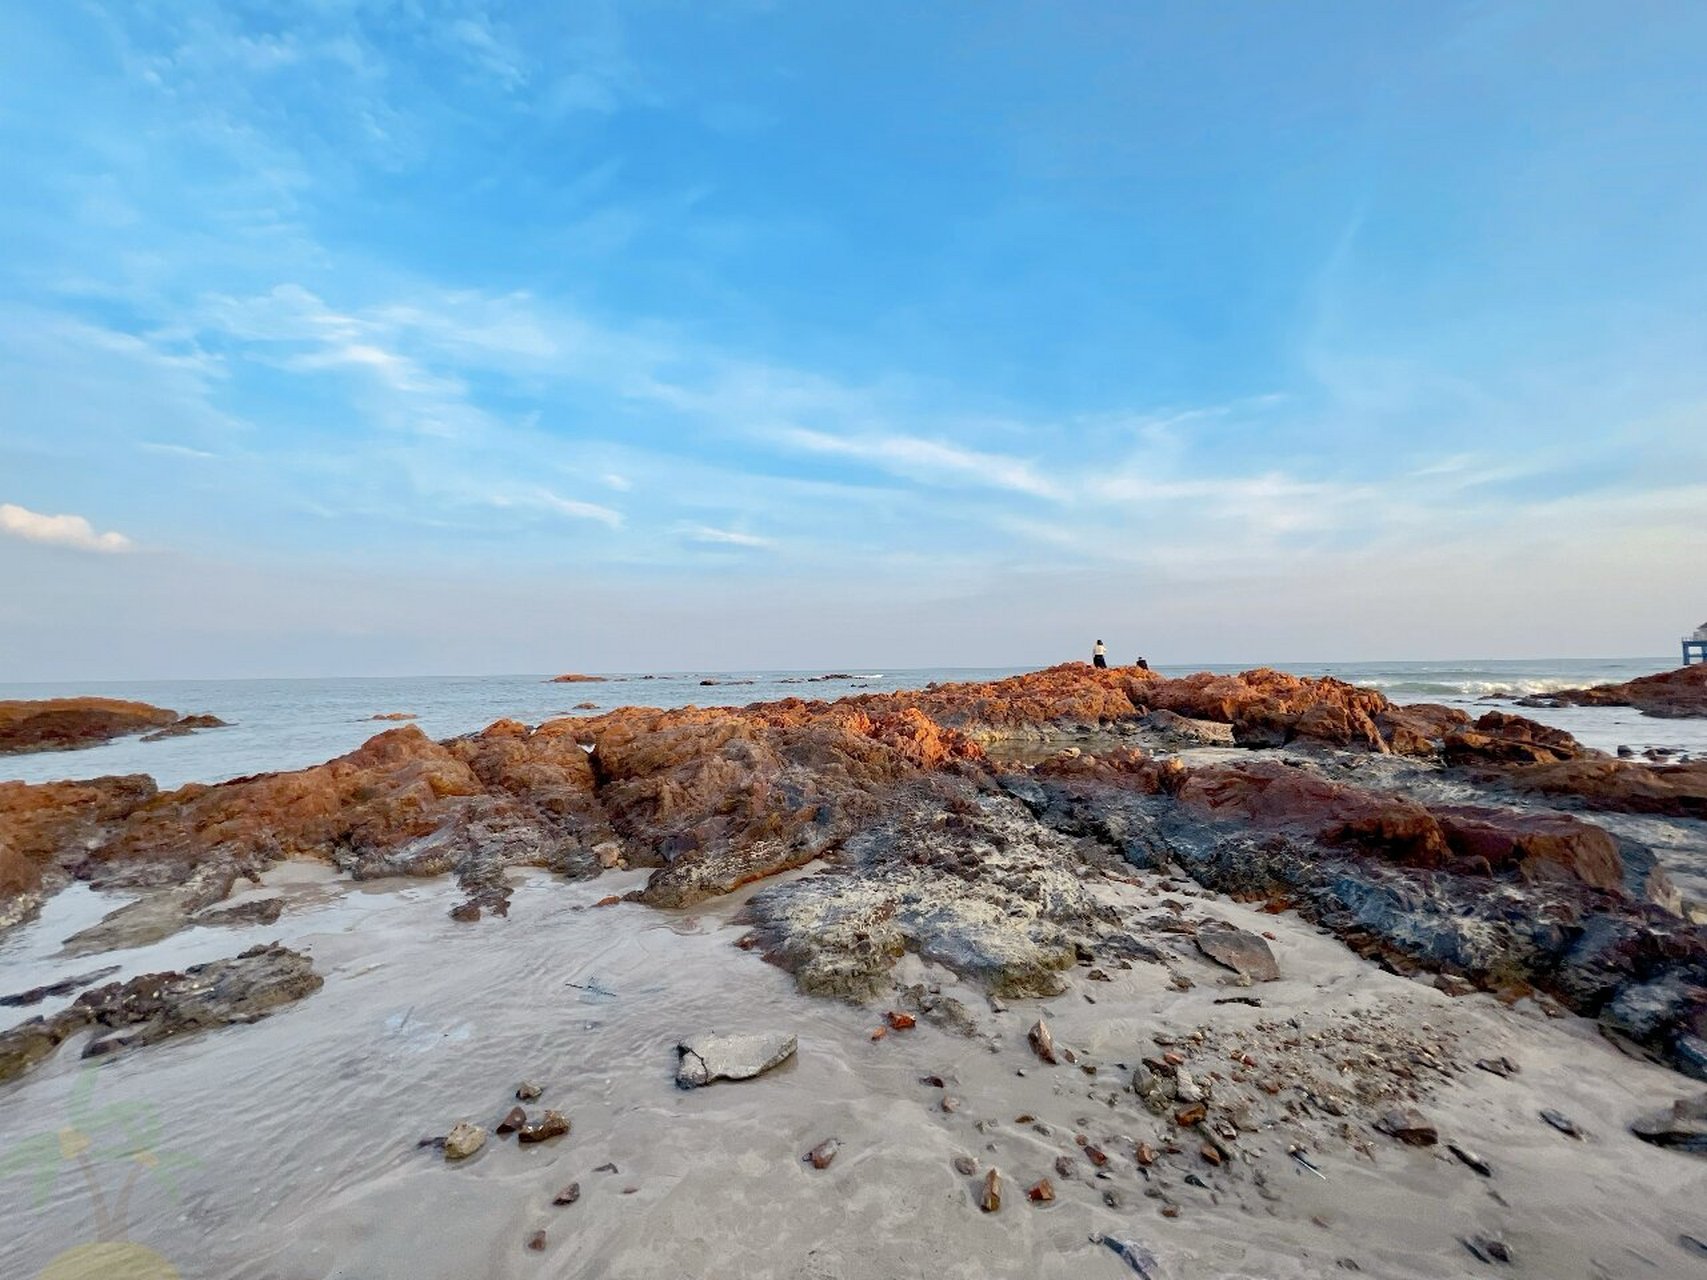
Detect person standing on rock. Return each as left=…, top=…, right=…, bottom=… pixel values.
left=1092, top=639, right=1107, bottom=669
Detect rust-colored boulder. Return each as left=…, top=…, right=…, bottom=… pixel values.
left=0, top=698, right=180, bottom=755
left=1444, top=711, right=1594, bottom=767
left=1433, top=806, right=1624, bottom=893
left=1177, top=761, right=1450, bottom=866
left=1530, top=665, right=1707, bottom=719
left=1495, top=760, right=1707, bottom=820
left=0, top=775, right=158, bottom=898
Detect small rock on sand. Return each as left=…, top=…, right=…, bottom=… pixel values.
left=675, top=1031, right=797, bottom=1088
left=444, top=1123, right=486, bottom=1161
left=979, top=1168, right=1001, bottom=1212
left=953, top=1155, right=978, bottom=1176
left=805, top=1139, right=840, bottom=1169
left=526, top=1230, right=547, bottom=1251
left=517, top=1111, right=570, bottom=1143
left=516, top=1081, right=543, bottom=1101
left=1028, top=1018, right=1058, bottom=1064
left=1101, top=1234, right=1164, bottom=1277
left=1375, top=1107, right=1438, bottom=1146
left=1629, top=1094, right=1707, bottom=1154
left=1027, top=1177, right=1055, bottom=1202
left=553, top=1183, right=580, bottom=1205
left=1540, top=1109, right=1585, bottom=1139
left=496, top=1106, right=527, bottom=1135
left=1194, top=922, right=1280, bottom=983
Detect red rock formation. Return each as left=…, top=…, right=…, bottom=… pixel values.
left=0, top=775, right=158, bottom=897
left=1527, top=665, right=1707, bottom=719
left=0, top=698, right=180, bottom=755
left=1444, top=710, right=1593, bottom=767
left=1496, top=760, right=1707, bottom=820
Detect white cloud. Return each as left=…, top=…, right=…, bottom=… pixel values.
left=601, top=472, right=633, bottom=491
left=0, top=503, right=133, bottom=553
left=490, top=490, right=623, bottom=529
left=683, top=524, right=774, bottom=548
left=777, top=427, right=1064, bottom=499
left=140, top=441, right=220, bottom=460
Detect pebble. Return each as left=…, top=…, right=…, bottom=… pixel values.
left=805, top=1138, right=841, bottom=1169
left=1029, top=1018, right=1059, bottom=1065
left=1055, top=1155, right=1077, bottom=1178
left=1476, top=1056, right=1520, bottom=1078
left=1462, top=1235, right=1512, bottom=1264
left=496, top=1106, right=527, bottom=1135
left=1027, top=1177, right=1055, bottom=1203
left=517, top=1111, right=571, bottom=1144
left=526, top=1229, right=547, bottom=1251
left=1540, top=1109, right=1585, bottom=1139
left=1374, top=1106, right=1438, bottom=1146
left=979, top=1168, right=1002, bottom=1213
left=443, top=1123, right=486, bottom=1161
left=953, top=1155, right=978, bottom=1175
left=553, top=1183, right=580, bottom=1205
left=1448, top=1144, right=1492, bottom=1177
left=594, top=1162, right=619, bottom=1173
left=885, top=1011, right=916, bottom=1031
left=516, top=1082, right=543, bottom=1102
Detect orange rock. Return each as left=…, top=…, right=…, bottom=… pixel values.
left=594, top=895, right=622, bottom=908
left=0, top=698, right=179, bottom=756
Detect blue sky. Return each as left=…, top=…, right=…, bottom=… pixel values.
left=2, top=1, right=1704, bottom=678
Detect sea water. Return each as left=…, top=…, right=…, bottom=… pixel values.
left=0, top=657, right=1698, bottom=790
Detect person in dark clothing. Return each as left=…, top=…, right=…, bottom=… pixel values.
left=1092, top=639, right=1107, bottom=669
left=1135, top=657, right=1150, bottom=671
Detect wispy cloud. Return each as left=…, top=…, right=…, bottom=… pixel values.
left=682, top=524, right=774, bottom=549
left=776, top=427, right=1064, bottom=499
left=491, top=490, right=623, bottom=529
left=0, top=502, right=133, bottom=553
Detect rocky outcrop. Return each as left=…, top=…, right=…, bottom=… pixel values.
left=0, top=944, right=321, bottom=1084
left=1444, top=710, right=1596, bottom=767
left=1523, top=665, right=1707, bottom=719
left=0, top=698, right=181, bottom=755
left=1016, top=758, right=1707, bottom=1079
left=1480, top=759, right=1707, bottom=820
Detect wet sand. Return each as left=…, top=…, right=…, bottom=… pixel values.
left=3, top=861, right=1705, bottom=1279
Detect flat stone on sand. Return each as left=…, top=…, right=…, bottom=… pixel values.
left=675, top=1031, right=797, bottom=1088
left=1195, top=922, right=1280, bottom=983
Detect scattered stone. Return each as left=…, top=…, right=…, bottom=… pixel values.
left=526, top=1229, right=547, bottom=1251
left=594, top=895, right=622, bottom=907
left=1085, top=1144, right=1110, bottom=1167
left=517, top=1111, right=570, bottom=1143
left=1174, top=1103, right=1207, bottom=1127
left=675, top=1031, right=797, bottom=1088
left=1476, top=1056, right=1520, bottom=1078
left=885, top=1010, right=916, bottom=1031
left=920, top=1074, right=946, bottom=1087
left=1448, top=1144, right=1493, bottom=1177
left=496, top=1106, right=527, bottom=1135
left=1375, top=1107, right=1438, bottom=1146
left=516, top=1082, right=543, bottom=1101
left=1105, top=1189, right=1127, bottom=1209
left=953, top=1155, right=978, bottom=1176
left=1212, top=996, right=1263, bottom=1008
left=1462, top=1236, right=1513, bottom=1264
left=1195, top=921, right=1281, bottom=983
left=1054, top=1154, right=1077, bottom=1178
left=1102, top=1234, right=1164, bottom=1277
left=940, top=1096, right=960, bottom=1113
left=805, top=1138, right=840, bottom=1169
left=870, top=1026, right=888, bottom=1041
left=1540, top=1109, right=1585, bottom=1139
left=1027, top=1177, right=1055, bottom=1203
left=1136, top=1142, right=1158, bottom=1167
left=1028, top=1018, right=1059, bottom=1064
left=1629, top=1094, right=1707, bottom=1154
left=444, top=1123, right=486, bottom=1161
left=553, top=1183, right=580, bottom=1205
left=979, top=1168, right=1001, bottom=1212
left=594, top=1162, right=619, bottom=1173
left=1680, top=1234, right=1707, bottom=1259
left=1199, top=1142, right=1223, bottom=1166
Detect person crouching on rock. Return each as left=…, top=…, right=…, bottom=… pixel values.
left=1092, top=639, right=1107, bottom=669
left=1135, top=656, right=1150, bottom=671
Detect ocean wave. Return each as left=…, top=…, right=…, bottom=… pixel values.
left=1354, top=677, right=1589, bottom=698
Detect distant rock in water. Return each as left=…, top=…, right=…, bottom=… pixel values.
left=0, top=697, right=180, bottom=755
left=1519, top=664, right=1707, bottom=719
left=548, top=673, right=607, bottom=683
left=369, top=712, right=418, bottom=721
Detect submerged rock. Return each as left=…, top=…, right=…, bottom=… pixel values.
left=675, top=1031, right=797, bottom=1088
left=0, top=697, right=179, bottom=756
left=0, top=944, right=322, bottom=1084
left=444, top=1123, right=486, bottom=1161
left=805, top=1138, right=840, bottom=1169
left=517, top=1110, right=571, bottom=1143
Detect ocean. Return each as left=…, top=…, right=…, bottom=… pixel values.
left=1, top=657, right=1699, bottom=790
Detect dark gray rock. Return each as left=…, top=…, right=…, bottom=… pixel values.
left=1630, top=1094, right=1707, bottom=1154
left=1194, top=921, right=1280, bottom=982
left=675, top=1031, right=797, bottom=1088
